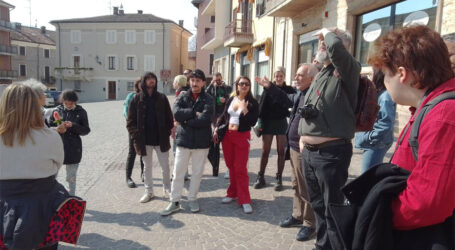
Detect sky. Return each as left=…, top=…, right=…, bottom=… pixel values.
left=9, top=0, right=198, bottom=33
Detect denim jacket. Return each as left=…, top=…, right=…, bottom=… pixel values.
left=355, top=90, right=396, bottom=149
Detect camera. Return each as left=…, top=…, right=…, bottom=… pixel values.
left=298, top=104, right=319, bottom=119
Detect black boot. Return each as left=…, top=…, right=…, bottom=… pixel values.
left=126, top=177, right=136, bottom=188
left=274, top=173, right=283, bottom=191
left=253, top=173, right=266, bottom=189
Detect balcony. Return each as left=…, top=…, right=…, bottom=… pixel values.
left=0, top=70, right=18, bottom=80
left=0, top=20, right=21, bottom=33
left=0, top=45, right=17, bottom=56
left=264, top=0, right=320, bottom=17
left=54, top=67, right=94, bottom=82
left=224, top=19, right=254, bottom=48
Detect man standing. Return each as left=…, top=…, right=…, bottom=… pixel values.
left=161, top=69, right=214, bottom=215
left=206, top=72, right=232, bottom=176
left=127, top=72, right=174, bottom=203
left=299, top=28, right=360, bottom=250
left=256, top=63, right=319, bottom=241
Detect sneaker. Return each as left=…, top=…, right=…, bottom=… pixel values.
left=221, top=197, right=234, bottom=204
left=274, top=173, right=283, bottom=191
left=188, top=200, right=200, bottom=213
left=279, top=216, right=303, bottom=228
left=160, top=202, right=181, bottom=216
left=224, top=170, right=230, bottom=179
left=242, top=203, right=253, bottom=214
left=253, top=174, right=266, bottom=189
left=139, top=193, right=154, bottom=203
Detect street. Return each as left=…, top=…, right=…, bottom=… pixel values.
left=56, top=95, right=390, bottom=249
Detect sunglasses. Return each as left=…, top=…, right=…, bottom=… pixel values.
left=238, top=82, right=250, bottom=87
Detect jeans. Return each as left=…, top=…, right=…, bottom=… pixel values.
left=142, top=146, right=171, bottom=195
left=126, top=136, right=144, bottom=179
left=302, top=143, right=352, bottom=250
left=361, top=147, right=390, bottom=173
left=66, top=164, right=79, bottom=196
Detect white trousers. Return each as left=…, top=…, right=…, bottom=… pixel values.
left=170, top=146, right=209, bottom=202
left=142, top=145, right=171, bottom=195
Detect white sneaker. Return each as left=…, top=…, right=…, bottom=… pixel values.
left=242, top=204, right=253, bottom=214
left=221, top=197, right=234, bottom=204
left=139, top=193, right=154, bottom=203
left=224, top=170, right=230, bottom=179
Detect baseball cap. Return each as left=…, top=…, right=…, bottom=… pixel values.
left=189, top=69, right=206, bottom=82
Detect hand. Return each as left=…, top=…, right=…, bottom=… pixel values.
left=56, top=124, right=67, bottom=134
left=238, top=99, right=249, bottom=115
left=219, top=97, right=226, bottom=103
left=213, top=132, right=219, bottom=144
left=64, top=121, right=72, bottom=128
left=171, top=126, right=176, bottom=139
left=299, top=136, right=304, bottom=153
left=255, top=76, right=271, bottom=88
left=312, top=28, right=331, bottom=40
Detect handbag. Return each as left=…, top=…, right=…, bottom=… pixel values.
left=216, top=124, right=228, bottom=142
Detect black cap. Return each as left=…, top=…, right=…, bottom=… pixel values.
left=189, top=69, right=206, bottom=82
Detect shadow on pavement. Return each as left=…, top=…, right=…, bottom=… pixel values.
left=60, top=233, right=150, bottom=249
left=84, top=210, right=185, bottom=231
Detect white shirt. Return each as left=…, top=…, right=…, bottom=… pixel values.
left=228, top=96, right=242, bottom=125
left=0, top=128, right=64, bottom=180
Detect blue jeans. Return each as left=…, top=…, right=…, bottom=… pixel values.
left=361, top=148, right=389, bottom=173
left=66, top=164, right=79, bottom=195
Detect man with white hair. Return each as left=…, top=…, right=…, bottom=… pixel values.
left=299, top=28, right=361, bottom=250
left=20, top=79, right=53, bottom=126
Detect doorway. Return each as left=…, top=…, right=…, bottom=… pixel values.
left=108, top=81, right=116, bottom=100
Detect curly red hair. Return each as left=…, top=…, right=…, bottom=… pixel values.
left=369, top=25, right=454, bottom=89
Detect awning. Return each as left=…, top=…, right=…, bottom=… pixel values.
left=234, top=37, right=272, bottom=63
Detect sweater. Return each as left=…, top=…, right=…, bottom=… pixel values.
left=0, top=128, right=64, bottom=180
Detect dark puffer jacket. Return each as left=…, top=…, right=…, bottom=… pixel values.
left=173, top=90, right=214, bottom=149
left=49, top=105, right=90, bottom=165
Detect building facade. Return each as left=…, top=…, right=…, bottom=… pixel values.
left=192, top=0, right=215, bottom=82
left=11, top=26, right=57, bottom=86
left=0, top=0, right=18, bottom=91
left=51, top=8, right=192, bottom=102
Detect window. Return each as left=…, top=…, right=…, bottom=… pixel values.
left=298, top=33, right=318, bottom=65
left=126, top=56, right=135, bottom=70
left=19, top=65, right=26, bottom=77
left=44, top=66, right=50, bottom=82
left=70, top=30, right=81, bottom=44
left=209, top=54, right=214, bottom=75
left=73, top=55, right=81, bottom=68
left=19, top=46, right=26, bottom=56
left=127, top=81, right=134, bottom=92
left=144, top=30, right=156, bottom=44
left=108, top=56, right=117, bottom=70
left=144, top=55, right=155, bottom=72
left=44, top=49, right=50, bottom=58
left=240, top=52, right=250, bottom=77
left=125, top=30, right=136, bottom=44
left=210, top=16, right=215, bottom=23
left=106, top=30, right=117, bottom=44
left=255, top=48, right=269, bottom=96
left=74, top=80, right=81, bottom=91
left=256, top=1, right=266, bottom=17
left=355, top=0, right=439, bottom=65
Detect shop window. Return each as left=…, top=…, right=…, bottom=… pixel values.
left=255, top=48, right=268, bottom=97
left=298, top=33, right=318, bottom=65
left=355, top=0, right=438, bottom=65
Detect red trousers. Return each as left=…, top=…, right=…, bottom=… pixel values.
left=222, top=130, right=251, bottom=205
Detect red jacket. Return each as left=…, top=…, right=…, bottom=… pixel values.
left=391, top=78, right=455, bottom=230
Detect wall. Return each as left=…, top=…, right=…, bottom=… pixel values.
left=195, top=1, right=214, bottom=77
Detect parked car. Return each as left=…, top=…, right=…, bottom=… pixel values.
left=44, top=92, right=55, bottom=107
left=45, top=90, right=62, bottom=105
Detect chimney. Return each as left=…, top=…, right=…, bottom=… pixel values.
left=178, top=20, right=184, bottom=27
left=137, top=10, right=143, bottom=14
left=119, top=9, right=124, bottom=15
left=40, top=26, right=46, bottom=34
left=113, top=6, right=119, bottom=15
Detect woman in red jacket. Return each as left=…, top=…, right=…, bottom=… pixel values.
left=370, top=25, right=455, bottom=240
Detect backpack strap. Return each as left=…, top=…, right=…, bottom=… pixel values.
left=409, top=92, right=455, bottom=161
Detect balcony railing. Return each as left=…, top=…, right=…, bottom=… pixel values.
left=54, top=67, right=94, bottom=82
left=224, top=19, right=254, bottom=47
left=0, top=70, right=18, bottom=79
left=0, top=20, right=20, bottom=32
left=0, top=44, right=17, bottom=55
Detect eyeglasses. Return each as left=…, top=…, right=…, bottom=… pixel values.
left=238, top=82, right=250, bottom=87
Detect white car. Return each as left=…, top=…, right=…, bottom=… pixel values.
left=44, top=92, right=55, bottom=107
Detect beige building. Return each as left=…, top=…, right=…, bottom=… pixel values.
left=0, top=0, right=18, bottom=90
left=51, top=7, right=192, bottom=102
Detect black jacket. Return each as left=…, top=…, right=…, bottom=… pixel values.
left=330, top=163, right=455, bottom=250
left=258, top=82, right=295, bottom=120
left=173, top=90, right=214, bottom=149
left=126, top=91, right=174, bottom=155
left=216, top=95, right=259, bottom=132
left=49, top=105, right=90, bottom=165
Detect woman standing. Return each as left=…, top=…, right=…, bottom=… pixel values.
left=255, top=67, right=295, bottom=190
left=214, top=76, right=259, bottom=214
left=355, top=69, right=396, bottom=173
left=49, top=90, right=91, bottom=196
left=0, top=84, right=85, bottom=250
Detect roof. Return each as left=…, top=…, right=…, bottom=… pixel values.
left=0, top=0, right=14, bottom=9
left=50, top=13, right=174, bottom=24
left=191, top=0, right=204, bottom=8
left=10, top=26, right=56, bottom=46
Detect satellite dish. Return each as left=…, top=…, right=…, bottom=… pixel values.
left=363, top=23, right=382, bottom=42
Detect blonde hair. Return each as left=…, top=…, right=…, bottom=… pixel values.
left=173, top=75, right=187, bottom=90
left=274, top=66, right=286, bottom=77
left=0, top=84, right=44, bottom=147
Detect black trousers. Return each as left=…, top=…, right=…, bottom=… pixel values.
left=302, top=143, right=352, bottom=250
left=126, top=136, right=144, bottom=179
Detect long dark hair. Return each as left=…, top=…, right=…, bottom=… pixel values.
left=141, top=72, right=158, bottom=94
left=372, top=68, right=386, bottom=93
left=233, top=76, right=254, bottom=101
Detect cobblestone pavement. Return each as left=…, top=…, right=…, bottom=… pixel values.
left=58, top=96, right=393, bottom=249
